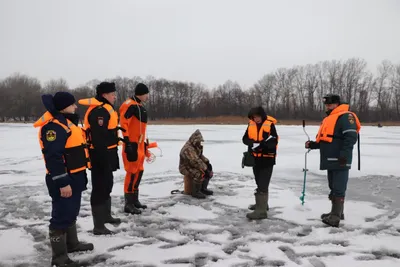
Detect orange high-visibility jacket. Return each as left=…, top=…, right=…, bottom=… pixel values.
left=248, top=115, right=278, bottom=158
left=119, top=98, right=149, bottom=173
left=78, top=97, right=119, bottom=149
left=33, top=111, right=91, bottom=174
left=316, top=104, right=361, bottom=143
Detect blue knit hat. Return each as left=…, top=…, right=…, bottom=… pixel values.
left=53, top=92, right=76, bottom=111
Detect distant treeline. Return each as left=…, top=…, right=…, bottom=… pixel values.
left=1, top=57, right=400, bottom=122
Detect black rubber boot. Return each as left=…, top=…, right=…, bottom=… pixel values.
left=49, top=229, right=79, bottom=267
left=105, top=198, right=121, bottom=225
left=133, top=190, right=147, bottom=209
left=246, top=191, right=268, bottom=220
left=322, top=197, right=344, bottom=227
left=201, top=178, right=213, bottom=195
left=248, top=191, right=269, bottom=211
left=124, top=193, right=142, bottom=215
left=192, top=181, right=206, bottom=199
left=321, top=195, right=344, bottom=220
left=91, top=204, right=114, bottom=235
left=66, top=221, right=94, bottom=253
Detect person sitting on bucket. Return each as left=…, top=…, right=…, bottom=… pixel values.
left=179, top=129, right=213, bottom=199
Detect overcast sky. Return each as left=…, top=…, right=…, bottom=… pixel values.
left=1, top=0, right=399, bottom=89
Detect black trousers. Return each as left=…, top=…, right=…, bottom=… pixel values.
left=90, top=165, right=114, bottom=206
left=252, top=165, right=273, bottom=193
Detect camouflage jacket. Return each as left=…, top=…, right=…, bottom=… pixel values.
left=179, top=129, right=209, bottom=175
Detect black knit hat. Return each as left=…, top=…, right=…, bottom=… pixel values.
left=323, top=94, right=341, bottom=104
left=96, top=82, right=116, bottom=95
left=135, top=83, right=149, bottom=96
left=53, top=92, right=76, bottom=111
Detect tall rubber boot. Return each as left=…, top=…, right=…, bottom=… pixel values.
left=105, top=198, right=121, bottom=225
left=201, top=177, right=213, bottom=195
left=91, top=204, right=114, bottom=235
left=133, top=190, right=147, bottom=209
left=322, top=197, right=344, bottom=227
left=246, top=191, right=268, bottom=220
left=124, top=193, right=142, bottom=214
left=191, top=181, right=206, bottom=199
left=49, top=229, right=79, bottom=267
left=321, top=195, right=344, bottom=220
left=66, top=221, right=94, bottom=253
left=248, top=191, right=269, bottom=211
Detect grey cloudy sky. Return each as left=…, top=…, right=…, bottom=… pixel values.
left=1, top=0, right=399, bottom=89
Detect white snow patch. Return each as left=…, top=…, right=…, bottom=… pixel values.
left=0, top=228, right=36, bottom=263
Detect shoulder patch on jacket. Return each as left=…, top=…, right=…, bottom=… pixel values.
left=97, top=117, right=104, bottom=126
left=348, top=113, right=355, bottom=124
left=46, top=130, right=56, bottom=141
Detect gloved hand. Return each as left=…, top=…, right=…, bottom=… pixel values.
left=247, top=140, right=254, bottom=147
left=305, top=141, right=319, bottom=149
left=205, top=169, right=213, bottom=179
left=205, top=162, right=213, bottom=178
left=207, top=162, right=213, bottom=171
left=261, top=136, right=277, bottom=149
left=338, top=156, right=347, bottom=167
left=125, top=141, right=138, bottom=162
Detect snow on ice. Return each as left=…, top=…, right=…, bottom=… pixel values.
left=0, top=123, right=399, bottom=266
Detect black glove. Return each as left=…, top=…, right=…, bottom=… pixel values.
left=305, top=141, right=319, bottom=150
left=247, top=140, right=254, bottom=147
left=207, top=162, right=212, bottom=172
left=205, top=169, right=213, bottom=179
left=338, top=156, right=347, bottom=167
left=125, top=141, right=138, bottom=162
left=261, top=137, right=277, bottom=150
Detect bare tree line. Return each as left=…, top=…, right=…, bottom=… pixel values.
left=1, top=57, right=400, bottom=123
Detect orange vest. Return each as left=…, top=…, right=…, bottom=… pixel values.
left=33, top=111, right=91, bottom=174
left=78, top=97, right=119, bottom=149
left=316, top=104, right=361, bottom=143
left=119, top=98, right=148, bottom=172
left=248, top=115, right=278, bottom=158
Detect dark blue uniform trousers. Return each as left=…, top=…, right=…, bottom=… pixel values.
left=327, top=170, right=349, bottom=198
left=46, top=173, right=85, bottom=230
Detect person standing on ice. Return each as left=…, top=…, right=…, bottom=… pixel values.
left=242, top=106, right=278, bottom=220
left=305, top=94, right=361, bottom=227
left=119, top=83, right=151, bottom=214
left=179, top=129, right=214, bottom=198
left=78, top=82, right=121, bottom=235
left=33, top=92, right=93, bottom=267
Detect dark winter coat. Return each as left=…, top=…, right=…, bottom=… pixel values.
left=87, top=96, right=119, bottom=171
left=242, top=107, right=279, bottom=167
left=312, top=105, right=359, bottom=170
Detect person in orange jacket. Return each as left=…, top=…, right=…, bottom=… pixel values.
left=119, top=83, right=150, bottom=215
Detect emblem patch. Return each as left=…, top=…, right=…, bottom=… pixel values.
left=46, top=130, right=56, bottom=141
left=348, top=114, right=355, bottom=124
left=98, top=117, right=104, bottom=126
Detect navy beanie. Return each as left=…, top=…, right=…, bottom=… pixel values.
left=53, top=92, right=76, bottom=111
left=135, top=83, right=149, bottom=96
left=96, top=82, right=116, bottom=95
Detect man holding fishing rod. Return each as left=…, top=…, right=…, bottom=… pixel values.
left=305, top=94, right=361, bottom=227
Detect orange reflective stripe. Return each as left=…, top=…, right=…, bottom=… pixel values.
left=316, top=104, right=361, bottom=143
